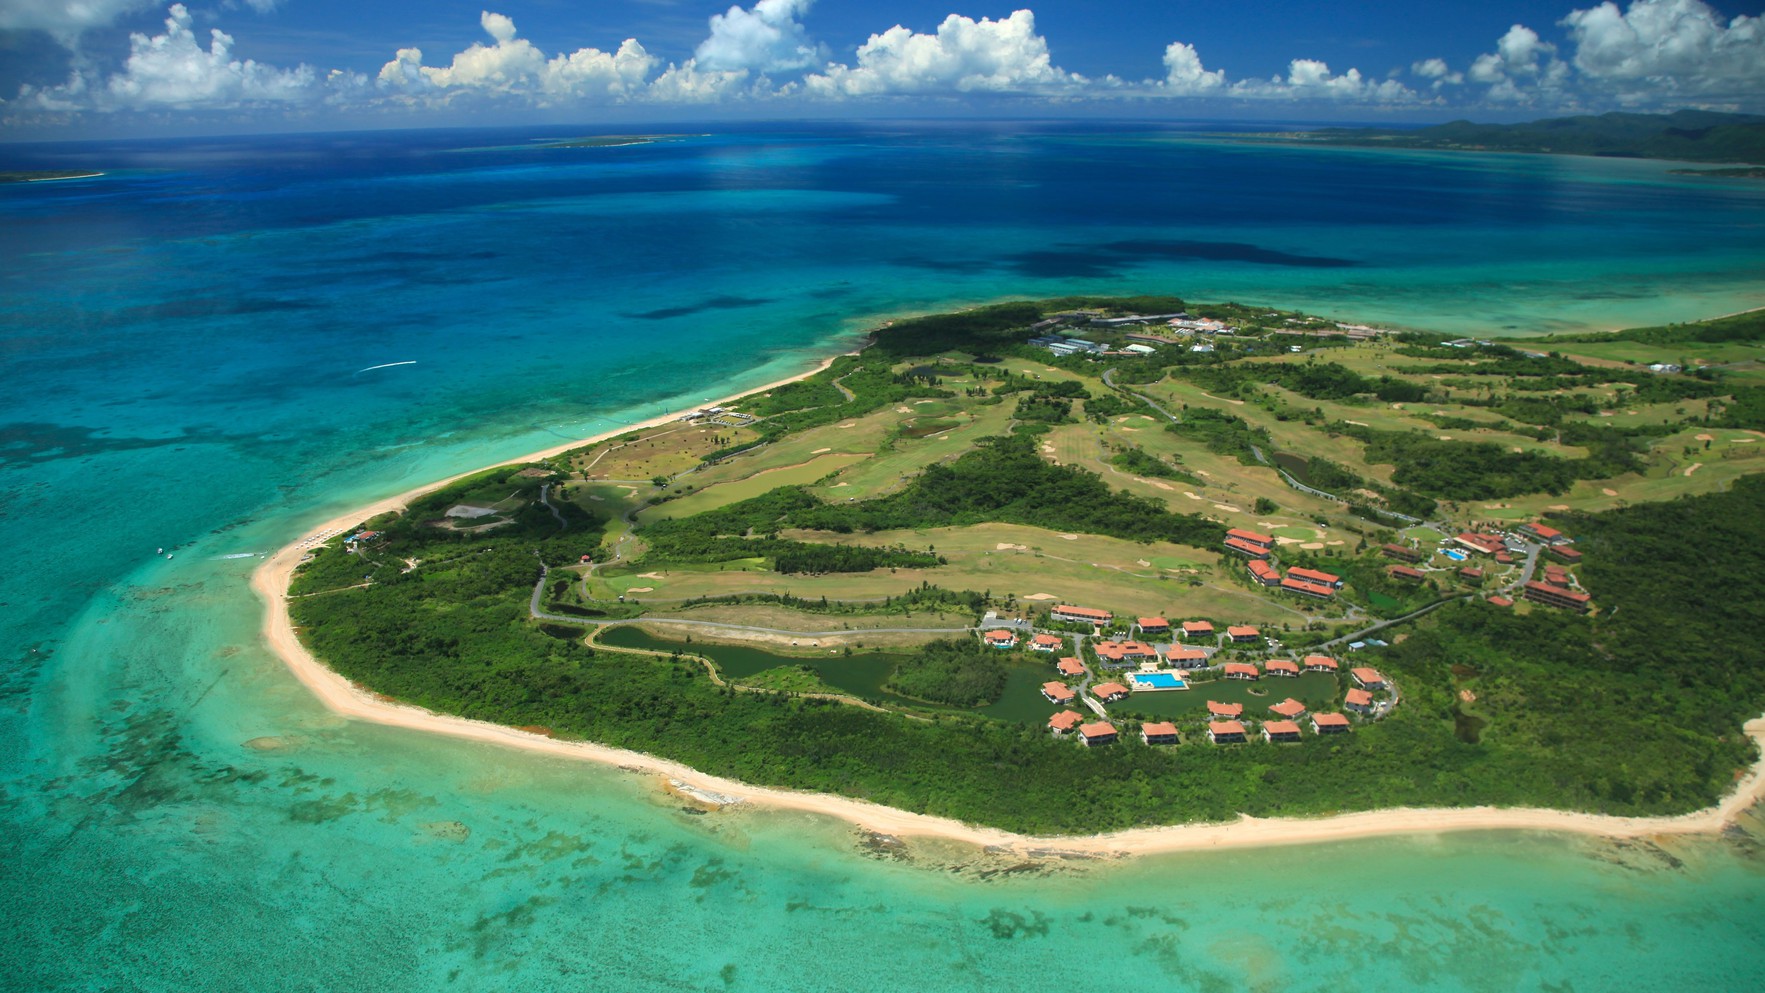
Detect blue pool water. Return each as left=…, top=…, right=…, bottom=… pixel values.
left=1132, top=672, right=1188, bottom=690
left=1444, top=549, right=1469, bottom=561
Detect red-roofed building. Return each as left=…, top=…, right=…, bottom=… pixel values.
left=1459, top=567, right=1484, bottom=583
left=1454, top=532, right=1506, bottom=556
left=1265, top=659, right=1300, bottom=677
left=1547, top=546, right=1583, bottom=564
left=1048, top=710, right=1083, bottom=734
left=1247, top=559, right=1282, bottom=585
left=1078, top=722, right=1118, bottom=746
left=1487, top=594, right=1514, bottom=607
left=1051, top=604, right=1113, bottom=626
left=1056, top=657, right=1086, bottom=677
left=1226, top=527, right=1274, bottom=549
left=1303, top=654, right=1339, bottom=672
left=1091, top=682, right=1130, bottom=703
left=1141, top=721, right=1180, bottom=745
left=1269, top=697, right=1307, bottom=719
left=1182, top=620, right=1215, bottom=638
left=1520, top=522, right=1571, bottom=546
left=1263, top=720, right=1303, bottom=742
left=1350, top=667, right=1387, bottom=690
left=1207, top=699, right=1244, bottom=719
left=1137, top=617, right=1171, bottom=635
left=1208, top=720, right=1247, bottom=744
left=1281, top=577, right=1337, bottom=599
left=1227, top=625, right=1260, bottom=643
left=1223, top=662, right=1260, bottom=680
left=1382, top=543, right=1423, bottom=563
left=1522, top=580, right=1592, bottom=613
left=1224, top=536, right=1273, bottom=559
left=984, top=629, right=1018, bottom=648
left=1041, top=681, right=1076, bottom=704
left=1311, top=712, right=1351, bottom=734
left=1345, top=688, right=1375, bottom=713
left=1094, top=640, right=1160, bottom=666
left=1387, top=564, right=1425, bottom=582
left=1287, top=566, right=1342, bottom=589
left=1166, top=646, right=1209, bottom=665
left=1495, top=550, right=1515, bottom=565
left=1029, top=633, right=1064, bottom=653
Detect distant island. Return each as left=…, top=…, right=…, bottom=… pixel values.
left=266, top=295, right=1765, bottom=844
left=0, top=170, right=104, bottom=184
left=1255, top=109, right=1765, bottom=166
left=533, top=135, right=687, bottom=149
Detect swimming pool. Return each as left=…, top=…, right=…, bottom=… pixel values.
left=1443, top=549, right=1468, bottom=561
left=1130, top=672, right=1188, bottom=691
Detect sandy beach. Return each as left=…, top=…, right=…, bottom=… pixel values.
left=253, top=353, right=1765, bottom=858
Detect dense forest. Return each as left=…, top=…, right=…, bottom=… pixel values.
left=884, top=639, right=1011, bottom=706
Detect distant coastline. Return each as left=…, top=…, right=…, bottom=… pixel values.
left=1, top=170, right=104, bottom=184
left=255, top=326, right=1765, bottom=857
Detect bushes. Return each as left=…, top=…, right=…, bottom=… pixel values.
left=885, top=639, right=1010, bottom=706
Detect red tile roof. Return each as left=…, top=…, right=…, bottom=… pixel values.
left=1351, top=667, right=1385, bottom=686
left=1167, top=646, right=1208, bottom=663
left=1247, top=559, right=1280, bottom=580
left=1227, top=527, right=1274, bottom=546
left=1459, top=567, right=1484, bottom=579
left=1487, top=595, right=1514, bottom=607
left=1052, top=604, right=1112, bottom=620
left=1312, top=712, right=1351, bottom=730
left=1209, top=720, right=1246, bottom=737
left=1227, top=625, right=1260, bottom=638
left=1525, top=522, right=1564, bottom=540
left=1182, top=620, right=1215, bottom=635
left=1095, top=640, right=1159, bottom=661
left=1387, top=564, right=1425, bottom=580
left=1303, top=654, right=1338, bottom=670
left=1455, top=532, right=1506, bottom=554
left=1057, top=657, right=1086, bottom=676
left=1266, top=659, right=1300, bottom=675
left=1345, top=688, right=1373, bottom=707
left=1041, top=681, right=1076, bottom=702
left=1269, top=698, right=1306, bottom=717
left=1281, top=577, right=1337, bottom=597
left=1207, top=700, right=1243, bottom=718
left=1264, top=720, right=1302, bottom=736
left=1141, top=721, right=1178, bottom=738
left=1287, top=566, right=1340, bottom=586
left=1224, top=536, right=1272, bottom=557
left=1137, top=616, right=1170, bottom=629
left=1092, top=682, right=1130, bottom=700
left=1223, top=662, right=1260, bottom=678
left=1048, top=710, right=1083, bottom=731
left=985, top=629, right=1017, bottom=644
left=1079, top=721, right=1117, bottom=739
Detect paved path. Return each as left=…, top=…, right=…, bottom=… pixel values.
left=1101, top=368, right=1183, bottom=424
left=1317, top=595, right=1469, bottom=649
left=538, top=484, right=568, bottom=530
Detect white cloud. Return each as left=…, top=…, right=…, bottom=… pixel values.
left=1411, top=57, right=1465, bottom=88
left=1465, top=23, right=1571, bottom=103
left=803, top=10, right=1085, bottom=97
left=1562, top=0, right=1765, bottom=99
left=0, top=0, right=156, bottom=44
left=1238, top=58, right=1420, bottom=102
left=1158, top=42, right=1225, bottom=94
left=694, top=0, right=825, bottom=73
left=374, top=10, right=656, bottom=104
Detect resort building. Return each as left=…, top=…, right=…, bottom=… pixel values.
left=1028, top=633, right=1064, bottom=653
left=1541, top=566, right=1571, bottom=588
left=1094, top=640, right=1160, bottom=666
left=1226, top=625, right=1260, bottom=643
left=1386, top=564, right=1425, bottom=583
left=1208, top=720, right=1248, bottom=744
left=1547, top=546, right=1583, bottom=564
left=1453, top=532, right=1506, bottom=556
left=1345, top=688, right=1375, bottom=714
left=1223, top=662, right=1260, bottom=681
left=1078, top=722, right=1119, bottom=747
left=1522, top=580, right=1593, bottom=613
left=1041, top=681, right=1076, bottom=704
left=1350, top=667, right=1387, bottom=690
left=1207, top=700, right=1244, bottom=719
left=1136, top=617, right=1171, bottom=636
left=1311, top=712, right=1351, bottom=734
left=1048, top=710, right=1083, bottom=735
left=1280, top=577, right=1337, bottom=599
left=1091, top=682, right=1130, bottom=704
left=1051, top=604, right=1113, bottom=626
left=1167, top=646, right=1209, bottom=665
left=1265, top=659, right=1300, bottom=677
left=1303, top=655, right=1339, bottom=672
left=1056, top=657, right=1086, bottom=677
left=1495, top=550, right=1515, bottom=564
left=1459, top=567, right=1484, bottom=583
left=1519, top=522, right=1573, bottom=546
left=1224, top=528, right=1275, bottom=559
left=1381, top=543, right=1423, bottom=563
left=1181, top=620, right=1215, bottom=638
left=984, top=629, right=1019, bottom=648
left=1487, top=594, right=1515, bottom=607
left=1141, top=721, right=1180, bottom=745
left=1247, top=559, right=1282, bottom=585
left=1287, top=566, right=1342, bottom=589
left=1263, top=720, right=1303, bottom=743
left=1269, top=698, right=1307, bottom=719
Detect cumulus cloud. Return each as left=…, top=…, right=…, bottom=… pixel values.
left=0, top=0, right=157, bottom=44
left=1411, top=57, right=1464, bottom=86
left=803, top=10, right=1085, bottom=97
left=1562, top=0, right=1765, bottom=100
left=1158, top=42, right=1226, bottom=94
left=1464, top=23, right=1571, bottom=103
left=11, top=3, right=325, bottom=112
left=694, top=0, right=824, bottom=73
left=374, top=10, right=656, bottom=104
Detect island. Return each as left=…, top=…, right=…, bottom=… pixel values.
left=262, top=296, right=1765, bottom=849
left=0, top=170, right=105, bottom=183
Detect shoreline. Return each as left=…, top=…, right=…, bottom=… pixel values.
left=253, top=343, right=1765, bottom=859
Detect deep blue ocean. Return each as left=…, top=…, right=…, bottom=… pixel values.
left=3, top=122, right=1763, bottom=991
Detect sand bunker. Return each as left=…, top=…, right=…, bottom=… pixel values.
left=914, top=399, right=937, bottom=405
left=895, top=406, right=912, bottom=413
left=1275, top=536, right=1303, bottom=546
left=1058, top=534, right=1078, bottom=540
left=1437, top=435, right=1453, bottom=441
left=1685, top=463, right=1704, bottom=476
left=995, top=543, right=1028, bottom=551
left=1737, top=438, right=1757, bottom=444
left=587, top=495, right=605, bottom=501
left=445, top=505, right=497, bottom=519
left=1391, top=403, right=1405, bottom=410
left=1326, top=540, right=1345, bottom=546
left=1136, top=559, right=1152, bottom=567
left=1696, top=433, right=1715, bottom=442
left=638, top=572, right=666, bottom=579
left=1020, top=593, right=1057, bottom=601
left=1301, top=542, right=1325, bottom=550
left=1042, top=444, right=1056, bottom=453
left=1602, top=488, right=1619, bottom=496
left=626, top=587, right=654, bottom=593
left=832, top=482, right=850, bottom=488
left=811, top=447, right=832, bottom=454
left=837, top=422, right=857, bottom=429
left=1184, top=492, right=1204, bottom=500
left=1151, top=481, right=1174, bottom=491
left=1212, top=503, right=1242, bottom=513
left=1548, top=504, right=1571, bottom=511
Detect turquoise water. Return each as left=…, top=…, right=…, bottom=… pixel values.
left=1132, top=672, right=1187, bottom=689
left=3, top=123, right=1764, bottom=989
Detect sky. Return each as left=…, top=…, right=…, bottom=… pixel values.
left=2, top=0, right=1764, bottom=137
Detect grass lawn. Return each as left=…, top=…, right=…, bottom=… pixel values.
left=638, top=452, right=866, bottom=522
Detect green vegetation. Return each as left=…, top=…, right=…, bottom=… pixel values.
left=884, top=639, right=1010, bottom=706
left=1284, top=109, right=1765, bottom=164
